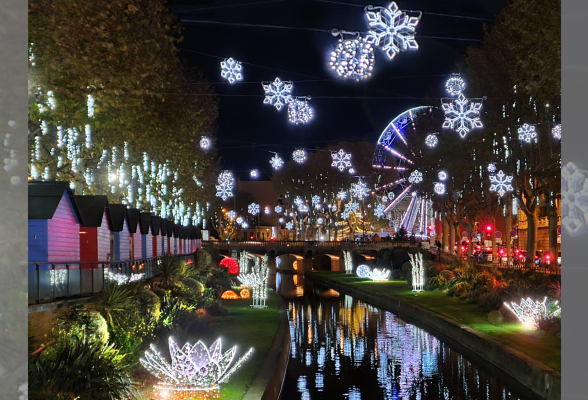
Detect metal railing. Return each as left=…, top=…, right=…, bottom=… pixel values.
left=28, top=254, right=194, bottom=305
left=495, top=261, right=561, bottom=275
left=203, top=240, right=421, bottom=250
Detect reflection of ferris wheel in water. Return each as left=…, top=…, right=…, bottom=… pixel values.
left=372, top=106, right=434, bottom=234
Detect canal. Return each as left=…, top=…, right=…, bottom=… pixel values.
left=276, top=271, right=533, bottom=400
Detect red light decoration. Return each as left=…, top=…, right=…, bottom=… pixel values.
left=485, top=225, right=492, bottom=232
left=221, top=290, right=239, bottom=299
left=220, top=257, right=239, bottom=274
left=240, top=289, right=250, bottom=299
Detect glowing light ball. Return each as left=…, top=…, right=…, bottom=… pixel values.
left=200, top=136, right=211, bottom=150
left=445, top=74, right=465, bottom=96
left=250, top=169, right=259, bottom=178
left=220, top=258, right=239, bottom=275
left=221, top=290, right=239, bottom=299
left=240, top=289, right=251, bottom=299
left=425, top=134, right=438, bottom=148
left=438, top=171, right=447, bottom=181
left=356, top=265, right=371, bottom=278
left=330, top=35, right=375, bottom=81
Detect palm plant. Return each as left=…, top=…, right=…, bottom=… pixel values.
left=93, top=283, right=136, bottom=330
left=153, top=254, right=191, bottom=288
left=29, top=333, right=137, bottom=400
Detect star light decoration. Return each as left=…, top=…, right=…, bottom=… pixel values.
left=350, top=179, right=369, bottom=200
left=409, top=252, right=424, bottom=292
left=288, top=97, right=314, bottom=124
left=140, top=337, right=253, bottom=395
left=367, top=267, right=391, bottom=282
left=504, top=297, right=561, bottom=330
left=518, top=123, right=537, bottom=143
left=434, top=182, right=445, bottom=195
left=552, top=124, right=561, bottom=140
left=442, top=93, right=483, bottom=138
left=292, top=149, right=307, bottom=163
left=489, top=170, right=514, bottom=197
left=330, top=34, right=375, bottom=81
left=425, top=134, right=438, bottom=148
left=445, top=74, right=465, bottom=96
left=262, top=77, right=293, bottom=111
left=356, top=265, right=371, bottom=278
left=200, top=136, right=211, bottom=150
left=331, top=149, right=352, bottom=171
left=562, top=162, right=588, bottom=235
left=374, top=204, right=386, bottom=218
left=408, top=170, right=422, bottom=184
left=215, top=171, right=234, bottom=201
left=365, top=2, right=421, bottom=61
left=270, top=154, right=284, bottom=170
left=220, top=58, right=243, bottom=84
left=248, top=203, right=260, bottom=215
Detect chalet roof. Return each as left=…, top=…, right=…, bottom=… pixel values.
left=173, top=223, right=180, bottom=238
left=151, top=216, right=161, bottom=236
left=28, top=181, right=82, bottom=222
left=74, top=196, right=108, bottom=227
left=161, top=219, right=168, bottom=237
left=107, top=204, right=128, bottom=232
left=139, top=212, right=152, bottom=235
left=127, top=208, right=141, bottom=234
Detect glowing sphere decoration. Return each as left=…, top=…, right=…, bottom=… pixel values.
left=292, top=149, right=307, bottom=163
left=425, top=134, right=438, bottom=148
left=200, top=136, right=211, bottom=150
left=365, top=2, right=421, bottom=61
left=240, top=289, right=251, bottom=299
left=236, top=217, right=244, bottom=224
left=221, top=290, right=239, bottom=299
left=317, top=217, right=324, bottom=225
left=434, top=182, right=446, bottom=195
left=250, top=169, right=259, bottom=178
left=488, top=163, right=497, bottom=173
left=220, top=257, right=239, bottom=274
left=518, top=123, right=537, bottom=143
left=329, top=35, right=375, bottom=81
left=140, top=337, right=254, bottom=395
left=356, top=265, right=371, bottom=278
left=445, top=74, right=465, bottom=96
left=288, top=97, right=314, bottom=124
left=270, top=154, right=284, bottom=170
left=438, top=171, right=447, bottom=181
left=552, top=124, right=561, bottom=140
left=264, top=206, right=271, bottom=215
left=262, top=77, right=293, bottom=111
left=220, top=57, right=243, bottom=84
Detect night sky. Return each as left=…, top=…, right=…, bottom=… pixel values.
left=172, top=0, right=506, bottom=179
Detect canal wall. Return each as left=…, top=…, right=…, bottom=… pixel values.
left=243, top=291, right=291, bottom=400
left=308, top=273, right=561, bottom=400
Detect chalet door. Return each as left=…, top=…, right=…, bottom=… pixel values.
left=129, top=235, right=134, bottom=261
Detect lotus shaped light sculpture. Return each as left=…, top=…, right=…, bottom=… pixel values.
left=140, top=337, right=253, bottom=394
left=504, top=297, right=561, bottom=329
left=368, top=268, right=391, bottom=281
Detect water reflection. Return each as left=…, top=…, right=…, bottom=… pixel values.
left=278, top=273, right=523, bottom=400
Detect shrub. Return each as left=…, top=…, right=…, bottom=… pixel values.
left=205, top=300, right=229, bottom=317
left=133, top=286, right=161, bottom=322
left=204, top=268, right=234, bottom=299
left=177, top=311, right=215, bottom=336
left=538, top=316, right=561, bottom=338
left=390, top=269, right=403, bottom=280
left=54, top=305, right=109, bottom=345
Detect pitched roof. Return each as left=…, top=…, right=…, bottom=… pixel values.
left=139, top=212, right=152, bottom=235
left=28, top=181, right=82, bottom=222
left=127, top=208, right=140, bottom=234
left=107, top=204, right=128, bottom=232
left=74, top=196, right=108, bottom=227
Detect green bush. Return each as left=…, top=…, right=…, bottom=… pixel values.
left=538, top=316, right=561, bottom=338
left=54, top=305, right=109, bottom=345
left=133, top=286, right=161, bottom=322
left=176, top=310, right=215, bottom=337
left=205, top=300, right=229, bottom=317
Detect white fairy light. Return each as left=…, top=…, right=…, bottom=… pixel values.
left=262, top=77, right=293, bottom=111
left=140, top=337, right=253, bottom=393
left=552, top=124, right=561, bottom=140
left=442, top=93, right=483, bottom=138
left=275, top=205, right=283, bottom=213
left=329, top=35, right=375, bottom=81
left=279, top=217, right=284, bottom=223
left=489, top=170, right=514, bottom=197
left=445, top=74, right=465, bottom=96
left=434, top=182, right=445, bottom=195
left=518, top=123, right=537, bottom=143
left=200, top=136, right=211, bottom=150
left=292, top=149, right=307, bottom=163
left=216, top=171, right=234, bottom=201
left=504, top=297, right=561, bottom=330
left=250, top=169, right=259, bottom=178
left=248, top=203, right=260, bottom=215
left=409, top=252, right=424, bottom=292
left=350, top=179, right=369, bottom=200
left=438, top=171, right=447, bottom=181
left=374, top=204, right=386, bottom=218
left=270, top=154, right=284, bottom=170
left=365, top=2, right=421, bottom=60
left=288, top=97, right=314, bottom=124
left=408, top=170, right=422, bottom=184
left=425, top=134, right=438, bottom=148
left=367, top=268, right=391, bottom=282
left=220, top=58, right=243, bottom=84
left=331, top=149, right=352, bottom=172
left=356, top=265, right=371, bottom=278
left=87, top=94, right=95, bottom=117
left=488, top=163, right=497, bottom=173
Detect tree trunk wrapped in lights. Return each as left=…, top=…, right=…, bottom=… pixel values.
left=409, top=252, right=424, bottom=292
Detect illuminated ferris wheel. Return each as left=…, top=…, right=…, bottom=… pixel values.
left=372, top=106, right=434, bottom=234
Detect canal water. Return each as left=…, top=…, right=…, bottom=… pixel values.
left=276, top=272, right=530, bottom=400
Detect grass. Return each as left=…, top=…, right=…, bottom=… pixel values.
left=313, top=271, right=561, bottom=372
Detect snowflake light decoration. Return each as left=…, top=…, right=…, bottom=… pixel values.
left=504, top=297, right=561, bottom=329
left=409, top=252, right=424, bottom=292
left=241, top=222, right=249, bottom=229
left=374, top=204, right=386, bottom=218
left=216, top=171, right=234, bottom=201
left=518, top=123, right=537, bottom=143
left=342, top=201, right=360, bottom=219
left=488, top=163, right=497, bottom=173
left=562, top=162, right=588, bottom=235
left=351, top=179, right=369, bottom=200
left=330, top=35, right=375, bottom=81
left=250, top=169, right=259, bottom=178
left=286, top=221, right=294, bottom=230
left=220, top=58, right=243, bottom=84
left=445, top=74, right=465, bottom=96
left=298, top=204, right=309, bottom=213
left=288, top=97, right=314, bottom=124
left=228, top=211, right=236, bottom=219
left=270, top=154, right=284, bottom=170
left=425, top=134, right=438, bottom=148
left=275, top=205, right=283, bottom=213
left=262, top=77, right=293, bottom=111
left=248, top=203, right=260, bottom=215
left=292, top=149, right=307, bottom=163
left=356, top=265, right=371, bottom=278
left=140, top=337, right=253, bottom=394
left=200, top=136, right=211, bottom=150
left=434, top=182, right=445, bottom=195
left=552, top=124, right=561, bottom=140
left=312, top=195, right=322, bottom=206
left=408, top=170, right=422, bottom=184
left=365, top=2, right=421, bottom=60
left=236, top=217, right=244, bottom=224
left=331, top=149, right=352, bottom=171
left=368, top=268, right=391, bottom=282
left=489, top=170, right=514, bottom=197
left=441, top=94, right=483, bottom=138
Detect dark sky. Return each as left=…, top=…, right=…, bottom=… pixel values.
left=172, top=0, right=506, bottom=179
